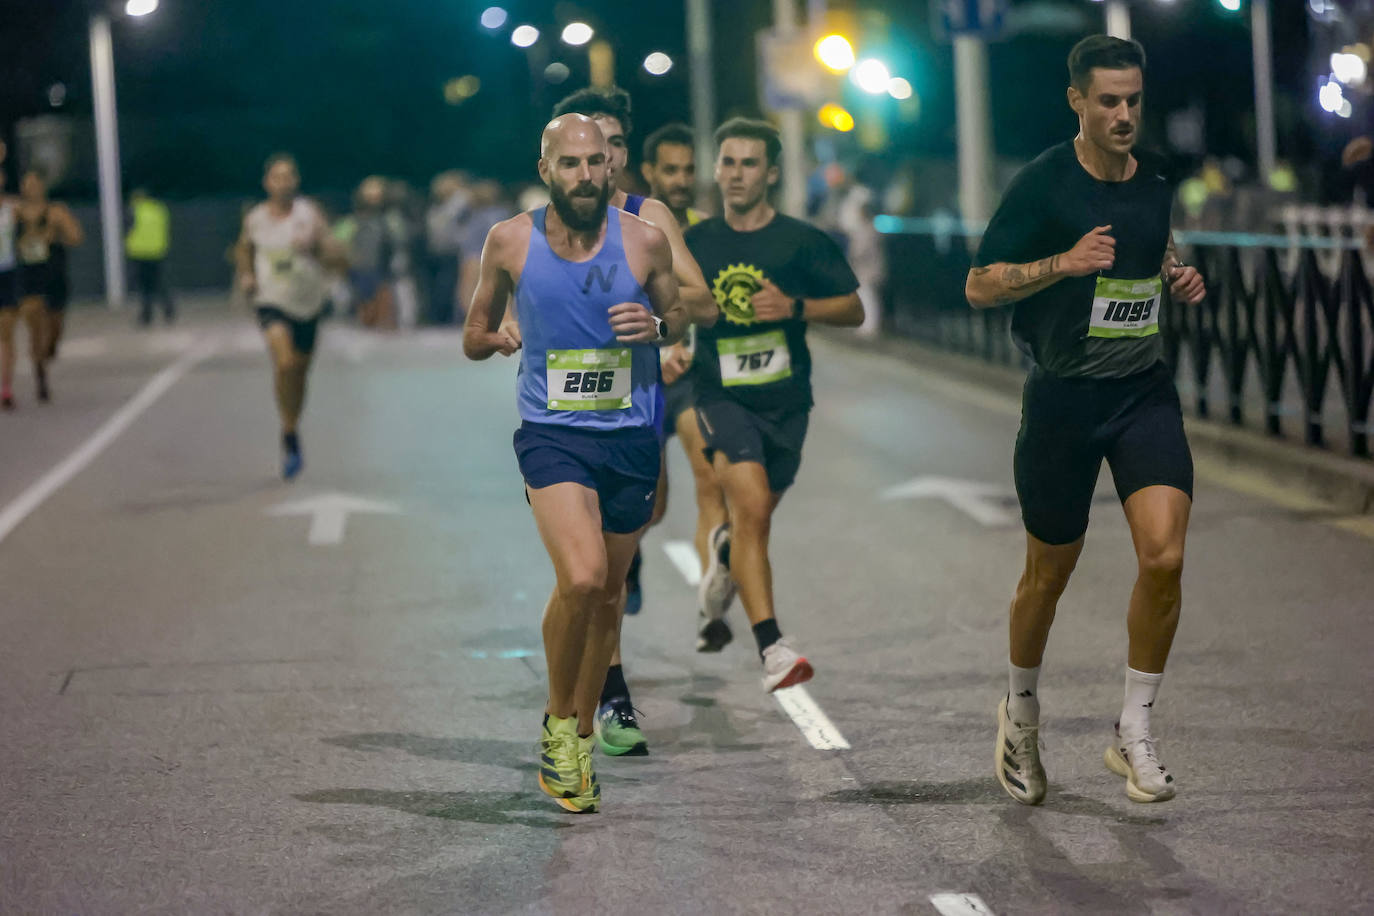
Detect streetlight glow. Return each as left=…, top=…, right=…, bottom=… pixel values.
left=643, top=52, right=673, bottom=76
left=818, top=103, right=855, bottom=132
left=511, top=25, right=540, bottom=48
left=852, top=59, right=891, bottom=95
left=125, top=0, right=159, bottom=16
left=480, top=7, right=508, bottom=30
left=814, top=34, right=855, bottom=73
left=1217, top=0, right=1242, bottom=11
left=887, top=77, right=913, bottom=100
left=561, top=22, right=593, bottom=46
left=1332, top=52, right=1367, bottom=86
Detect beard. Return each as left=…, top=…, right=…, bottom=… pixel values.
left=549, top=179, right=610, bottom=231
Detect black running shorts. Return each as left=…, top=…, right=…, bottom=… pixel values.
left=1014, top=361, right=1193, bottom=545
left=256, top=306, right=320, bottom=356
left=662, top=373, right=696, bottom=439
left=695, top=398, right=809, bottom=494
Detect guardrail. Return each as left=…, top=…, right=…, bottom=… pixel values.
left=875, top=216, right=1374, bottom=459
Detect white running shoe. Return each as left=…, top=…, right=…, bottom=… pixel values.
left=996, top=695, right=1046, bottom=805
left=1104, top=725, right=1176, bottom=802
left=760, top=638, right=814, bottom=693
left=697, top=523, right=737, bottom=627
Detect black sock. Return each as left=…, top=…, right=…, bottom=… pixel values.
left=601, top=664, right=630, bottom=706
left=282, top=431, right=300, bottom=453
left=752, top=619, right=782, bottom=658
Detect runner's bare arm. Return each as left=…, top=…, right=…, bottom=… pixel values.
left=966, top=225, right=1115, bottom=309
left=463, top=223, right=521, bottom=360
left=799, top=292, right=864, bottom=327
left=610, top=226, right=686, bottom=346
left=234, top=220, right=256, bottom=294
left=52, top=204, right=84, bottom=247
left=637, top=198, right=716, bottom=327
left=1161, top=232, right=1205, bottom=306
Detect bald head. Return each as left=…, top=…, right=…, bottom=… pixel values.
left=541, top=113, right=606, bottom=161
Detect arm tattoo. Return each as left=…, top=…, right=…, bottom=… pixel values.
left=1002, top=255, right=1058, bottom=290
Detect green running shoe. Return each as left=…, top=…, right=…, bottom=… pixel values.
left=595, top=697, right=649, bottom=756
left=537, top=714, right=600, bottom=813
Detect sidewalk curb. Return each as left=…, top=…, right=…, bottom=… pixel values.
left=817, top=327, right=1374, bottom=516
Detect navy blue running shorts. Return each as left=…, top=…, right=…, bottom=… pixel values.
left=662, top=373, right=696, bottom=439
left=514, top=421, right=661, bottom=534
left=1014, top=361, right=1193, bottom=546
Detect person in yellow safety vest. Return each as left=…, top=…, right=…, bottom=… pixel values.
left=126, top=188, right=175, bottom=326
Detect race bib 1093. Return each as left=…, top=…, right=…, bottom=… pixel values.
left=1088, top=276, right=1162, bottom=339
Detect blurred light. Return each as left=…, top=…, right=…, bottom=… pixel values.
left=1216, top=0, right=1242, bottom=10
left=561, top=22, right=593, bottom=46
left=851, top=59, right=891, bottom=95
left=1338, top=99, right=1354, bottom=119
left=480, top=7, right=508, bottom=30
left=443, top=75, right=481, bottom=105
left=48, top=83, right=67, bottom=108
left=644, top=52, right=674, bottom=76
left=544, top=62, right=571, bottom=84
left=818, top=103, right=855, bottom=133
left=1332, top=52, right=1367, bottom=86
left=511, top=25, right=540, bottom=48
left=887, top=77, right=913, bottom=100
left=125, top=0, right=158, bottom=16
left=813, top=34, right=855, bottom=73
left=1319, top=77, right=1345, bottom=113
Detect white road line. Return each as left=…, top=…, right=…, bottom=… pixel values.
left=662, top=539, right=702, bottom=585
left=773, top=685, right=850, bottom=750
left=0, top=341, right=215, bottom=545
left=929, top=893, right=995, bottom=916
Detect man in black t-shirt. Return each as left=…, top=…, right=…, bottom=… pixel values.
left=686, top=118, right=863, bottom=692
left=966, top=36, right=1206, bottom=807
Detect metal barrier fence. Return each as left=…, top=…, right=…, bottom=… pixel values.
left=875, top=217, right=1374, bottom=459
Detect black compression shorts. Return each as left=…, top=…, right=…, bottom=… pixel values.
left=1014, top=361, right=1193, bottom=545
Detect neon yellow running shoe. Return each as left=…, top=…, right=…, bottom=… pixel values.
left=595, top=697, right=649, bottom=756
left=537, top=714, right=600, bottom=814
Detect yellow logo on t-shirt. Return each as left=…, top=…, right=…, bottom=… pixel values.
left=712, top=263, right=766, bottom=325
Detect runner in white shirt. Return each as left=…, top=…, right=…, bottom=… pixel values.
left=234, top=153, right=347, bottom=479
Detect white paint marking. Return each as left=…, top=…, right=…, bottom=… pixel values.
left=881, top=475, right=1019, bottom=527
left=662, top=539, right=702, bottom=585
left=929, top=892, right=995, bottom=916
left=773, top=685, right=850, bottom=750
left=58, top=338, right=110, bottom=359
left=265, top=492, right=401, bottom=546
left=0, top=342, right=215, bottom=545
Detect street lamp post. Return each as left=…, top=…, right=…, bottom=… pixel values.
left=88, top=12, right=125, bottom=308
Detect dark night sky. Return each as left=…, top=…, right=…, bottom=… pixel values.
left=0, top=0, right=1321, bottom=200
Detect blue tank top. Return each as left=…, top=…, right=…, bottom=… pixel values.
left=624, top=194, right=646, bottom=216
left=515, top=206, right=660, bottom=430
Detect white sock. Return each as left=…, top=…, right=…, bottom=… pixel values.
left=1119, top=667, right=1164, bottom=741
left=1007, top=663, right=1041, bottom=725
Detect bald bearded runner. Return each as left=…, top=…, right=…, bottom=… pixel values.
left=463, top=114, right=687, bottom=814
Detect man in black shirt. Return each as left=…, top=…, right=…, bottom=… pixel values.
left=686, top=118, right=863, bottom=692
left=966, top=36, right=1206, bottom=806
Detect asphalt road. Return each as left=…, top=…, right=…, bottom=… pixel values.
left=1, top=302, right=1370, bottom=915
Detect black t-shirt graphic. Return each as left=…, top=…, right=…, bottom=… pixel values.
left=686, top=213, right=858, bottom=411
left=975, top=141, right=1175, bottom=379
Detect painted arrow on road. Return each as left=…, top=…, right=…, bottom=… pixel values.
left=266, top=492, right=401, bottom=545
left=880, top=476, right=1019, bottom=527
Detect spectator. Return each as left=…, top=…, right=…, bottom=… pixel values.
left=424, top=170, right=469, bottom=325
left=126, top=188, right=175, bottom=326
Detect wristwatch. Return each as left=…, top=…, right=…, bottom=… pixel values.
left=652, top=315, right=668, bottom=339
